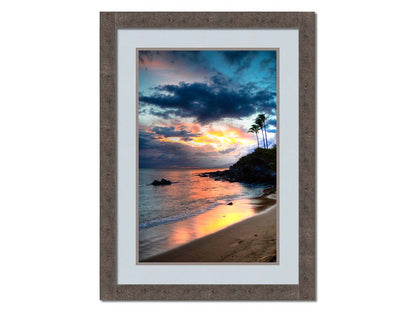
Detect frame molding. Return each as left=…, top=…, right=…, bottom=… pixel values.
left=100, top=12, right=316, bottom=300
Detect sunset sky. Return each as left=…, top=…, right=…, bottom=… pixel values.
left=138, top=50, right=277, bottom=169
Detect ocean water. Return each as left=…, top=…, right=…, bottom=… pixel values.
left=138, top=168, right=270, bottom=260
left=139, top=168, right=265, bottom=229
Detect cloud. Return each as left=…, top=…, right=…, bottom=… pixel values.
left=150, top=126, right=201, bottom=141
left=138, top=125, right=256, bottom=168
left=267, top=117, right=277, bottom=127
left=137, top=50, right=278, bottom=168
left=221, top=51, right=257, bottom=74
left=219, top=146, right=237, bottom=154
left=138, top=50, right=208, bottom=72
left=221, top=51, right=255, bottom=64
left=139, top=131, right=227, bottom=168
left=210, top=72, right=232, bottom=87
left=139, top=80, right=276, bottom=124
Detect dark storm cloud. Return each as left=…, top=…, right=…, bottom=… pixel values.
left=221, top=51, right=255, bottom=65
left=210, top=72, right=232, bottom=86
left=151, top=126, right=201, bottom=141
left=138, top=131, right=156, bottom=150
left=139, top=105, right=189, bottom=120
left=139, top=141, right=193, bottom=168
left=139, top=80, right=276, bottom=124
left=139, top=131, right=217, bottom=168
left=152, top=126, right=189, bottom=137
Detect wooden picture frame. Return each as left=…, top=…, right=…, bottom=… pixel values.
left=100, top=12, right=316, bottom=300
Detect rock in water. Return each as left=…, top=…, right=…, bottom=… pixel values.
left=151, top=179, right=172, bottom=186
left=227, top=202, right=233, bottom=205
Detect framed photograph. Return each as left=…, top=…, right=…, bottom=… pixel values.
left=100, top=12, right=316, bottom=300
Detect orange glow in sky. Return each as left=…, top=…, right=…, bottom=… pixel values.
left=138, top=50, right=277, bottom=169
left=157, top=126, right=254, bottom=151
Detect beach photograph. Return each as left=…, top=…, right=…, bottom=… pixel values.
left=137, top=50, right=278, bottom=263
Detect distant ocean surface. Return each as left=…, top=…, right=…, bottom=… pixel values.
left=138, top=168, right=266, bottom=230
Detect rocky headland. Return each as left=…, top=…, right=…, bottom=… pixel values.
left=199, top=146, right=277, bottom=185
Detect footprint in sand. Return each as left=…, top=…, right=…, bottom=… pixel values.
left=231, top=240, right=244, bottom=247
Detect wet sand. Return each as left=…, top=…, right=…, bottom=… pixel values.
left=142, top=191, right=278, bottom=263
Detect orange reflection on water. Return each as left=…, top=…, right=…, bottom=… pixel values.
left=167, top=170, right=255, bottom=246
left=155, top=199, right=257, bottom=251
left=194, top=203, right=254, bottom=238
left=138, top=168, right=267, bottom=261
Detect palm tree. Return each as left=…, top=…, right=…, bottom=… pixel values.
left=248, top=124, right=260, bottom=148
left=255, top=115, right=266, bottom=148
left=257, top=113, right=268, bottom=149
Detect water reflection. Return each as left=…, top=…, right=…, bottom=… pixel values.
left=139, top=197, right=269, bottom=261
left=138, top=168, right=274, bottom=261
left=138, top=168, right=260, bottom=229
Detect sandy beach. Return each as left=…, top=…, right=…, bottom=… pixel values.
left=143, top=191, right=278, bottom=263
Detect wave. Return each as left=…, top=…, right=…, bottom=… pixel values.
left=139, top=203, right=220, bottom=230
left=138, top=188, right=265, bottom=230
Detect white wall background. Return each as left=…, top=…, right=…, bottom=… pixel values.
left=0, top=0, right=415, bottom=311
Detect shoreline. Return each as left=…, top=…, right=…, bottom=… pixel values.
left=198, top=147, right=277, bottom=185
left=139, top=185, right=265, bottom=231
left=142, top=189, right=278, bottom=263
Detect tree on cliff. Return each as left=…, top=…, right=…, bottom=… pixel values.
left=255, top=113, right=269, bottom=148
left=248, top=124, right=260, bottom=148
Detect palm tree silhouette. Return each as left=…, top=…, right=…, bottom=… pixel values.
left=255, top=114, right=266, bottom=148
left=248, top=124, right=261, bottom=148
left=257, top=113, right=268, bottom=149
